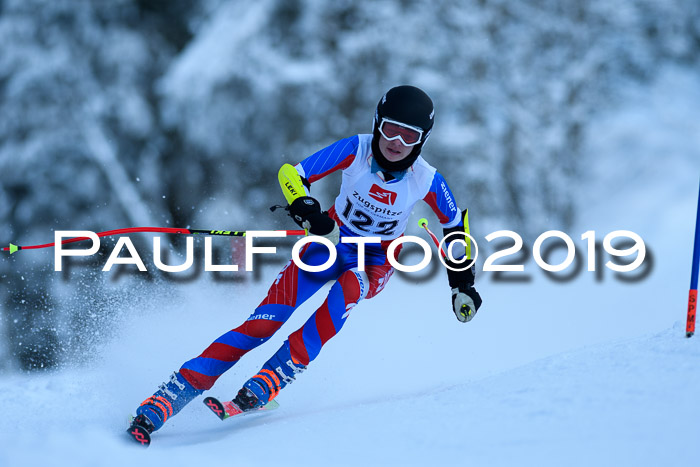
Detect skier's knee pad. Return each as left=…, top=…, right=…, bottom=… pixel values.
left=340, top=268, right=369, bottom=304
left=333, top=269, right=368, bottom=322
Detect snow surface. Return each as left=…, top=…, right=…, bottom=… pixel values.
left=1, top=67, right=699, bottom=466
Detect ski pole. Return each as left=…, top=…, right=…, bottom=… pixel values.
left=2, top=227, right=307, bottom=255
left=418, top=218, right=448, bottom=259
left=419, top=218, right=477, bottom=321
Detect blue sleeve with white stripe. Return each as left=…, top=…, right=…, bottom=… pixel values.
left=298, top=136, right=359, bottom=183
left=424, top=171, right=462, bottom=227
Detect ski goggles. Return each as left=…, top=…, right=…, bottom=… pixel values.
left=377, top=118, right=424, bottom=146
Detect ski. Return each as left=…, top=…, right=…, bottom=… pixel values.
left=124, top=398, right=279, bottom=447
left=203, top=396, right=280, bottom=421
left=126, top=415, right=153, bottom=447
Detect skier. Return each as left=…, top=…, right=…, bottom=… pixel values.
left=128, top=85, right=482, bottom=442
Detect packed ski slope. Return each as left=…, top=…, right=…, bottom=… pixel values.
left=1, top=68, right=699, bottom=466
left=1, top=319, right=698, bottom=467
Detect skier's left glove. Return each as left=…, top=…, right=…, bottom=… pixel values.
left=288, top=196, right=340, bottom=245
left=445, top=259, right=482, bottom=323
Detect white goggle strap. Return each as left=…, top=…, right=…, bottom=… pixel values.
left=378, top=118, right=424, bottom=146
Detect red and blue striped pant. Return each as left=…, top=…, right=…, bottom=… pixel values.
left=180, top=236, right=395, bottom=391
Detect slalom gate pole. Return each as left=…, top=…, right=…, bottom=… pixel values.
left=687, top=180, right=700, bottom=338
left=1, top=227, right=307, bottom=255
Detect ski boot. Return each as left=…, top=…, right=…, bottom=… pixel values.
left=127, top=372, right=203, bottom=445
left=204, top=340, right=305, bottom=420
left=242, top=339, right=307, bottom=407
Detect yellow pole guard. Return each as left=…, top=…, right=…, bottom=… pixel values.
left=278, top=163, right=309, bottom=205
left=463, top=209, right=472, bottom=259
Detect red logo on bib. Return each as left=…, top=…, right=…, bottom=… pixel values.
left=369, top=184, right=397, bottom=205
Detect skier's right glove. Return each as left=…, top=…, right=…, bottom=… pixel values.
left=288, top=196, right=340, bottom=245
left=445, top=259, right=482, bottom=323
left=451, top=285, right=482, bottom=323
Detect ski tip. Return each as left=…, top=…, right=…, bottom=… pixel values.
left=126, top=424, right=151, bottom=447
left=418, top=218, right=428, bottom=228
left=204, top=396, right=280, bottom=421
left=203, top=396, right=228, bottom=420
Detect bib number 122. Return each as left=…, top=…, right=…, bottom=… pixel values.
left=342, top=198, right=398, bottom=236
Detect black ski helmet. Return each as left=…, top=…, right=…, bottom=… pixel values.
left=372, top=85, right=434, bottom=172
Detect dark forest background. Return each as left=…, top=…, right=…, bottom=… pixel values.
left=1, top=0, right=698, bottom=371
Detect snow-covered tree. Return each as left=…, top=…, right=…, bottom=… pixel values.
left=0, top=0, right=697, bottom=370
